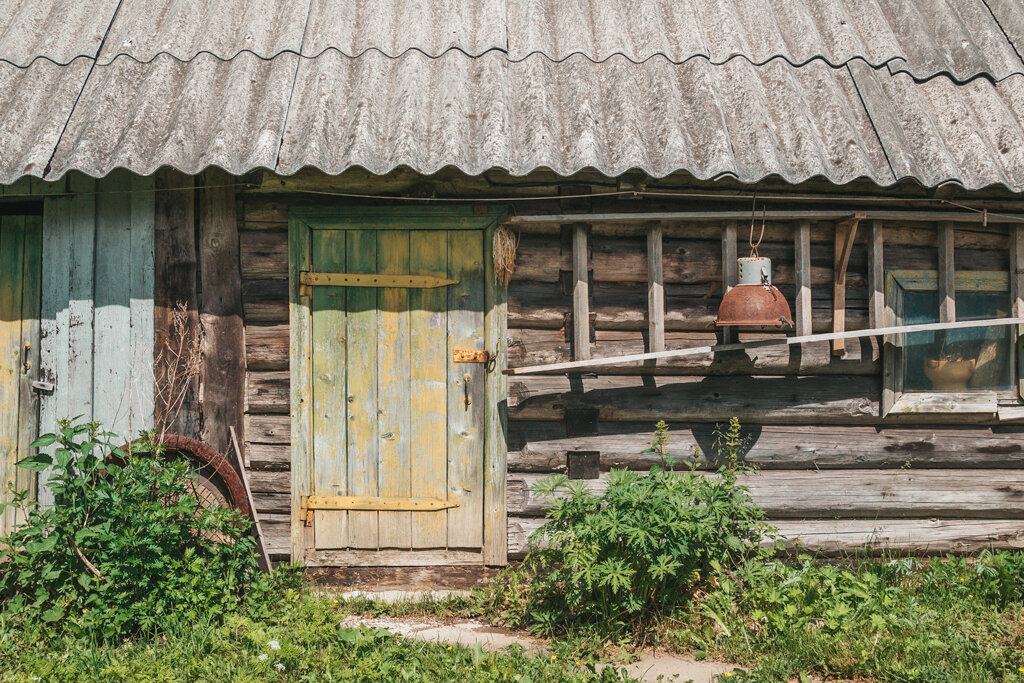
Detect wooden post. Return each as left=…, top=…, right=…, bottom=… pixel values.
left=1012, top=225, right=1024, bottom=397
left=794, top=220, right=812, bottom=337
left=832, top=214, right=863, bottom=356
left=868, top=220, right=885, bottom=329
left=646, top=222, right=665, bottom=353
left=199, top=168, right=245, bottom=455
left=938, top=222, right=955, bottom=323
left=572, top=223, right=590, bottom=360
left=154, top=168, right=199, bottom=439
left=721, top=221, right=737, bottom=343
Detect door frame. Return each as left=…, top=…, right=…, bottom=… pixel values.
left=288, top=206, right=508, bottom=566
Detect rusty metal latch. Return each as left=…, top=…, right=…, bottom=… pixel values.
left=301, top=495, right=461, bottom=524
left=453, top=349, right=493, bottom=363
left=299, top=271, right=458, bottom=296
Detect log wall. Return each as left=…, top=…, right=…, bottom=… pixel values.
left=234, top=171, right=1023, bottom=561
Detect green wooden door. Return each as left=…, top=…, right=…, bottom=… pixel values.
left=1, top=215, right=41, bottom=537
left=306, top=228, right=488, bottom=563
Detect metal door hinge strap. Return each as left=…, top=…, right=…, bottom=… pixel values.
left=299, top=271, right=458, bottom=289
left=301, top=495, right=461, bottom=516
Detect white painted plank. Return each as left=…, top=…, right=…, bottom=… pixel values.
left=128, top=174, right=155, bottom=434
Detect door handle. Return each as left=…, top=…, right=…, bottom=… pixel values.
left=463, top=373, right=472, bottom=408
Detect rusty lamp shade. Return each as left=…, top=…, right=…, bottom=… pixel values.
left=716, top=256, right=793, bottom=328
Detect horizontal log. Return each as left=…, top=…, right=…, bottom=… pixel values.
left=239, top=230, right=288, bottom=280
left=242, top=279, right=288, bottom=322
left=507, top=422, right=1024, bottom=472
left=506, top=517, right=1024, bottom=559
left=508, top=328, right=879, bottom=375
left=248, top=469, right=290, bottom=493
left=508, top=374, right=881, bottom=424
left=507, top=470, right=1024, bottom=519
left=259, top=513, right=291, bottom=556
left=246, top=323, right=289, bottom=370
left=247, top=443, right=291, bottom=470
left=246, top=414, right=290, bottom=443
left=252, top=491, right=290, bottom=514
left=247, top=371, right=289, bottom=414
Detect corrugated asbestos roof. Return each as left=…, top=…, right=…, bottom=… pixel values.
left=4, top=0, right=1024, bottom=190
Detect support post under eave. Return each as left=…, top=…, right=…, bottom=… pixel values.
left=721, top=221, right=737, bottom=343
left=832, top=213, right=864, bottom=356
left=572, top=223, right=590, bottom=360
left=199, top=168, right=245, bottom=455
left=868, top=220, right=885, bottom=329
left=1012, top=225, right=1024, bottom=397
left=794, top=220, right=812, bottom=337
left=938, top=222, right=956, bottom=324
left=647, top=222, right=665, bottom=353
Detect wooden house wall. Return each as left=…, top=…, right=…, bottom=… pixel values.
left=3, top=172, right=156, bottom=506
left=235, top=173, right=1024, bottom=561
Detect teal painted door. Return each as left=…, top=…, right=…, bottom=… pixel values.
left=1, top=215, right=41, bottom=537
left=308, top=229, right=487, bottom=561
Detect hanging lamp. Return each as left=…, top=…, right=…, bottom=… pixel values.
left=715, top=203, right=793, bottom=329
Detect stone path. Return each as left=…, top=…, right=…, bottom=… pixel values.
left=341, top=614, right=741, bottom=682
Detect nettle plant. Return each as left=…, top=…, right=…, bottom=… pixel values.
left=0, top=419, right=261, bottom=639
left=524, top=418, right=775, bottom=637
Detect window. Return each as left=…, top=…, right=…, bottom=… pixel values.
left=883, top=270, right=1019, bottom=415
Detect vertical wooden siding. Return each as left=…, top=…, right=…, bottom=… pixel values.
left=37, top=172, right=155, bottom=505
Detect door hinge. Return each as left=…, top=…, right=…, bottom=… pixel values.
left=453, top=349, right=493, bottom=363
left=300, top=495, right=461, bottom=522
left=299, top=271, right=458, bottom=289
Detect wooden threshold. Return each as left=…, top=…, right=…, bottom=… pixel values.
left=305, top=549, right=485, bottom=567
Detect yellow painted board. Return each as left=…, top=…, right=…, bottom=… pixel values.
left=376, top=230, right=412, bottom=548
left=447, top=230, right=486, bottom=549
left=311, top=229, right=348, bottom=549
left=0, top=217, right=25, bottom=536
left=409, top=231, right=449, bottom=548
left=346, top=230, right=379, bottom=549
left=305, top=495, right=459, bottom=511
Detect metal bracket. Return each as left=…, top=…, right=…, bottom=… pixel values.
left=31, top=380, right=55, bottom=393
left=300, top=495, right=461, bottom=522
left=299, top=271, right=458, bottom=289
left=453, top=349, right=493, bottom=363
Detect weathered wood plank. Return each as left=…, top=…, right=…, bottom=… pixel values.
left=508, top=470, right=1024, bottom=519
left=410, top=231, right=448, bottom=548
left=245, top=323, right=289, bottom=370
left=306, top=549, right=484, bottom=567
left=507, top=517, right=1024, bottom=558
left=288, top=211, right=313, bottom=561
left=246, top=414, right=290, bottom=443
left=794, top=220, right=812, bottom=337
left=199, top=169, right=244, bottom=453
left=154, top=169, right=199, bottom=438
left=507, top=422, right=1024, bottom=472
left=15, top=217, right=41, bottom=527
left=129, top=174, right=156, bottom=434
left=345, top=230, right=379, bottom=549
left=484, top=221, right=509, bottom=566
left=239, top=230, right=288, bottom=279
left=508, top=328, right=879, bottom=375
left=646, top=223, right=664, bottom=352
left=247, top=469, right=290, bottom=493
left=93, top=172, right=135, bottom=435
left=939, top=222, right=956, bottom=323
left=310, top=228, right=348, bottom=550
left=721, top=221, right=737, bottom=344
left=0, top=217, right=26, bottom=534
left=447, top=229, right=485, bottom=549
left=259, top=513, right=292, bottom=556
left=247, top=371, right=290, bottom=413
left=246, top=443, right=290, bottom=470
left=832, top=216, right=861, bottom=356
left=242, top=280, right=288, bottom=322
left=377, top=230, right=412, bottom=548
left=1013, top=225, right=1024, bottom=396
left=572, top=224, right=590, bottom=360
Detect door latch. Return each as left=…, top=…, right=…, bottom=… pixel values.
left=453, top=349, right=492, bottom=363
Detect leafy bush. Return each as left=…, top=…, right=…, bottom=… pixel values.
left=0, top=419, right=264, bottom=638
left=520, top=419, right=774, bottom=637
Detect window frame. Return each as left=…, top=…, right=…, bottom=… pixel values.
left=882, top=269, right=1020, bottom=417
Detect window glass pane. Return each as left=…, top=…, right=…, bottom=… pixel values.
left=901, top=289, right=1012, bottom=392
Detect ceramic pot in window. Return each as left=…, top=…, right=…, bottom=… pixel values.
left=924, top=358, right=976, bottom=391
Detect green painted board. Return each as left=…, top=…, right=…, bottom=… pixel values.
left=377, top=231, right=412, bottom=548
left=345, top=230, right=379, bottom=549
left=311, top=230, right=348, bottom=549
left=447, top=230, right=485, bottom=548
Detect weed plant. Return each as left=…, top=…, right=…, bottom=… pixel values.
left=0, top=419, right=270, bottom=639
left=501, top=419, right=774, bottom=640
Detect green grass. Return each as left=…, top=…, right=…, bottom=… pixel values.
left=668, top=553, right=1024, bottom=682
left=0, top=590, right=633, bottom=683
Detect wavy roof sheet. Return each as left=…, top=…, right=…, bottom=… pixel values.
left=3, top=0, right=1024, bottom=191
